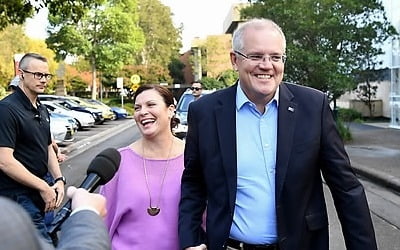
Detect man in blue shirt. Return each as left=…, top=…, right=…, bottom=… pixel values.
left=179, top=18, right=376, bottom=250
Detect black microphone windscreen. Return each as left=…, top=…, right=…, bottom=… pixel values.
left=87, top=148, right=121, bottom=185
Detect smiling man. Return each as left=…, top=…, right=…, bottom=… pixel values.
left=0, top=53, right=65, bottom=244
left=179, top=18, right=377, bottom=250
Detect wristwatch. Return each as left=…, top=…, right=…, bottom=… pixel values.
left=54, top=176, right=66, bottom=185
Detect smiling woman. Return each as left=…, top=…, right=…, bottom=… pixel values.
left=99, top=84, right=186, bottom=249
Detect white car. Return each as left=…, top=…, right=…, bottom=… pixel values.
left=50, top=118, right=68, bottom=144
left=42, top=100, right=95, bottom=129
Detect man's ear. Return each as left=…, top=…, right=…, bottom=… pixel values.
left=230, top=51, right=238, bottom=71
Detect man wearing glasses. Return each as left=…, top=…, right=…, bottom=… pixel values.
left=0, top=53, right=65, bottom=244
left=179, top=19, right=376, bottom=250
left=190, top=81, right=203, bottom=101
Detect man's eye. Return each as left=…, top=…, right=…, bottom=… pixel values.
left=248, top=55, right=263, bottom=61
left=35, top=73, right=44, bottom=78
left=271, top=56, right=282, bottom=62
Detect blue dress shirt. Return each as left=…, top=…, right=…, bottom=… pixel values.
left=229, top=84, right=279, bottom=244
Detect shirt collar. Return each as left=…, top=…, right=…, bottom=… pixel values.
left=14, top=86, right=40, bottom=110
left=236, top=81, right=280, bottom=111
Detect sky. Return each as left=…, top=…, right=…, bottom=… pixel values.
left=25, top=0, right=247, bottom=52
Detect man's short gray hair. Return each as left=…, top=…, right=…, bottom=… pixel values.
left=232, top=18, right=286, bottom=52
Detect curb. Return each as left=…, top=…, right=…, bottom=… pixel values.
left=62, top=119, right=134, bottom=159
left=352, top=163, right=400, bottom=193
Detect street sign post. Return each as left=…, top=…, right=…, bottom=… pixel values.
left=117, top=77, right=124, bottom=108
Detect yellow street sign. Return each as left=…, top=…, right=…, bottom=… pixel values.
left=130, top=74, right=141, bottom=84
left=131, top=83, right=140, bottom=92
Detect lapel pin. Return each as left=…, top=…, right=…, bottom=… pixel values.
left=288, top=107, right=295, bottom=112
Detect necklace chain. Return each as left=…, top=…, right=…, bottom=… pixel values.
left=142, top=138, right=174, bottom=216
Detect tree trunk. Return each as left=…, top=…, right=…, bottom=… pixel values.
left=91, top=57, right=97, bottom=100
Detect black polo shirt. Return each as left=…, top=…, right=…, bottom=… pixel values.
left=0, top=87, right=51, bottom=194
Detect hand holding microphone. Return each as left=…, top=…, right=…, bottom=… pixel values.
left=67, top=186, right=107, bottom=218
left=48, top=148, right=121, bottom=237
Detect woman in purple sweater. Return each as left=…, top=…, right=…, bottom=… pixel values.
left=100, top=85, right=185, bottom=250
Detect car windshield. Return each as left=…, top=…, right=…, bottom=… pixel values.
left=58, top=99, right=81, bottom=108
left=50, top=101, right=72, bottom=111
left=177, top=94, right=195, bottom=112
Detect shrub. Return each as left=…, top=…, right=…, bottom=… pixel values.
left=336, top=119, right=352, bottom=142
left=337, top=108, right=362, bottom=123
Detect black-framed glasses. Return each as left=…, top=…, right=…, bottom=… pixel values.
left=21, top=69, right=53, bottom=80
left=190, top=87, right=202, bottom=91
left=234, top=50, right=287, bottom=64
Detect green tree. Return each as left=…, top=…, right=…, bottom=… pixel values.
left=217, top=69, right=239, bottom=87
left=242, top=0, right=397, bottom=107
left=68, top=75, right=88, bottom=95
left=136, top=0, right=182, bottom=68
left=46, top=0, right=145, bottom=99
left=168, top=58, right=185, bottom=84
left=354, top=67, right=386, bottom=117
left=0, top=0, right=104, bottom=31
left=201, top=77, right=224, bottom=90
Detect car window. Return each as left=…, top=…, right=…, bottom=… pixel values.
left=177, top=94, right=195, bottom=112
left=45, top=104, right=55, bottom=111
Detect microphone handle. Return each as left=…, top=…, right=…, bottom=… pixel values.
left=79, top=173, right=102, bottom=192
left=47, top=174, right=102, bottom=236
left=47, top=200, right=72, bottom=236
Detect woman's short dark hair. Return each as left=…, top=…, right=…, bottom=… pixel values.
left=133, top=84, right=179, bottom=131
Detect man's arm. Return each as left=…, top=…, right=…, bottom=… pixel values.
left=0, top=147, right=57, bottom=212
left=47, top=144, right=65, bottom=207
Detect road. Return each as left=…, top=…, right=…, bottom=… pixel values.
left=60, top=121, right=400, bottom=249
left=59, top=118, right=139, bottom=192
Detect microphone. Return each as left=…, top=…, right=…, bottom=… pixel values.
left=47, top=147, right=121, bottom=237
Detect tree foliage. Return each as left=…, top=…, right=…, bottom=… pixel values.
left=136, top=0, right=182, bottom=68
left=168, top=58, right=185, bottom=84
left=354, top=67, right=387, bottom=117
left=0, top=25, right=57, bottom=89
left=0, top=0, right=104, bottom=31
left=242, top=0, right=398, bottom=104
left=217, top=69, right=239, bottom=87
left=46, top=0, right=145, bottom=99
left=201, top=77, right=222, bottom=90
left=120, top=64, right=172, bottom=88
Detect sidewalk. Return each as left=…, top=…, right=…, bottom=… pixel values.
left=345, top=122, right=400, bottom=193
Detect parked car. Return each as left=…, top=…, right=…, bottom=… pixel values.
left=110, top=106, right=129, bottom=120
left=50, top=118, right=67, bottom=144
left=66, top=96, right=115, bottom=121
left=39, top=95, right=104, bottom=125
left=42, top=100, right=95, bottom=129
left=173, top=88, right=215, bottom=139
left=50, top=112, right=79, bottom=133
left=50, top=113, right=75, bottom=143
left=85, top=98, right=117, bottom=120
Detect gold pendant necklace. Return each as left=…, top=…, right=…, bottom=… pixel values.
left=142, top=138, right=174, bottom=216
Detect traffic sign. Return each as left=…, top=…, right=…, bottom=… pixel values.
left=130, top=74, right=141, bottom=84
left=117, top=77, right=124, bottom=88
